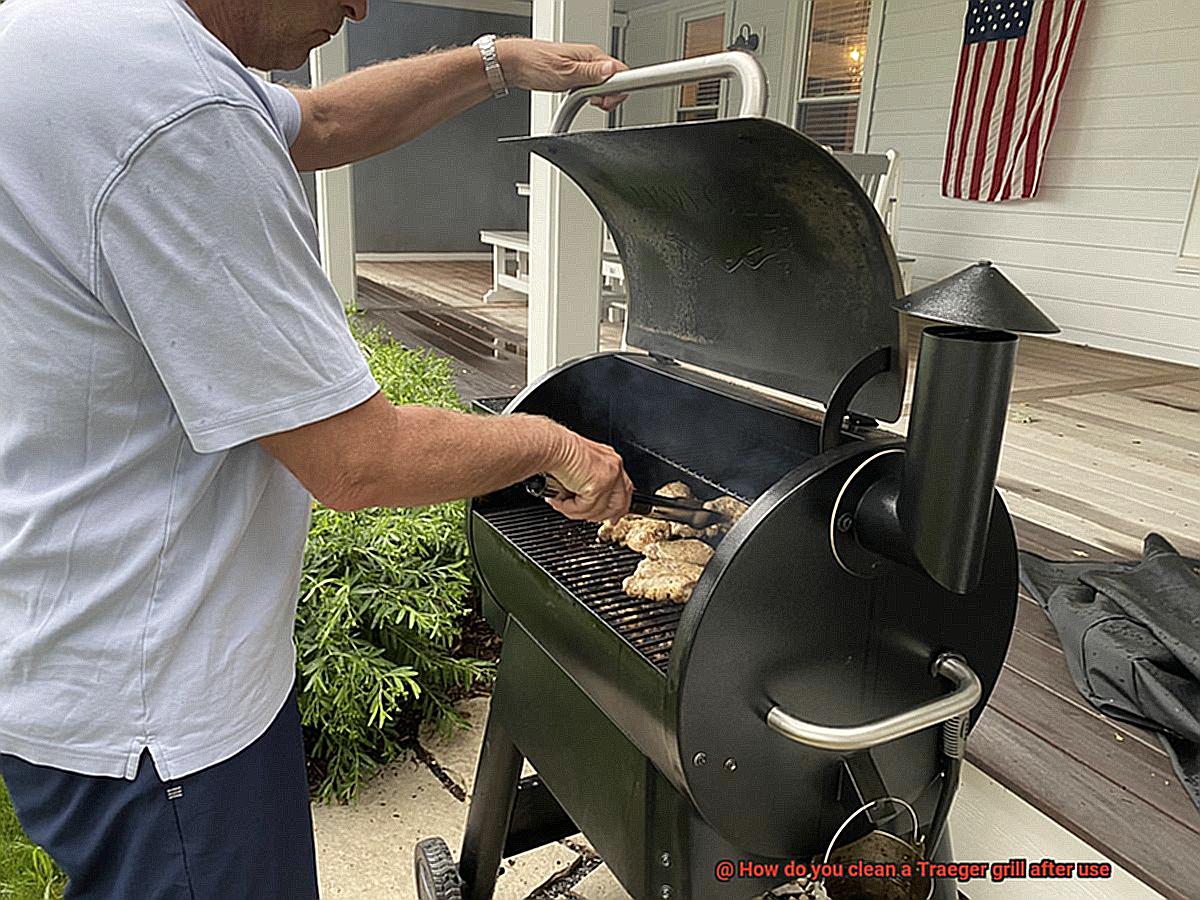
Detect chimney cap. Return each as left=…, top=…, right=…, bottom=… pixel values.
left=893, top=262, right=1059, bottom=334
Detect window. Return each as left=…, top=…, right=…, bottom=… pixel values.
left=677, top=13, right=726, bottom=123
left=795, top=0, right=872, bottom=150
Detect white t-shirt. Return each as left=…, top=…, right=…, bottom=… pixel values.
left=0, top=0, right=380, bottom=779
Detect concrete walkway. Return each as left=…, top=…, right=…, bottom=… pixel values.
left=312, top=696, right=629, bottom=900
left=310, top=693, right=1164, bottom=900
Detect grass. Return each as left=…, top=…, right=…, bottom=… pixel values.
left=0, top=780, right=64, bottom=900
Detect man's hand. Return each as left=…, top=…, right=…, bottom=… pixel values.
left=544, top=430, right=633, bottom=523
left=497, top=39, right=629, bottom=112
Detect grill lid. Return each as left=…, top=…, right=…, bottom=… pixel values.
left=512, top=118, right=906, bottom=422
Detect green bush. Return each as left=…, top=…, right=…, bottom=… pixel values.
left=296, top=320, right=492, bottom=803
left=0, top=780, right=65, bottom=900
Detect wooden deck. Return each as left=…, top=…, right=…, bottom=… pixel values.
left=358, top=260, right=1200, bottom=899
left=357, top=260, right=626, bottom=397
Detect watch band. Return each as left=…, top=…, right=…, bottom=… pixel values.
left=473, top=34, right=509, bottom=99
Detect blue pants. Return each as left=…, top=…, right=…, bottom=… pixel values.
left=0, top=686, right=319, bottom=899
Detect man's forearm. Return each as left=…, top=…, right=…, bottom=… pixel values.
left=288, top=46, right=492, bottom=171
left=285, top=38, right=625, bottom=172
left=259, top=392, right=630, bottom=520
left=321, top=404, right=560, bottom=510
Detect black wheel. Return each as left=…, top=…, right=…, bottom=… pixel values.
left=414, top=836, right=463, bottom=900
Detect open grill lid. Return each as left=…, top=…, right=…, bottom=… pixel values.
left=512, top=118, right=907, bottom=423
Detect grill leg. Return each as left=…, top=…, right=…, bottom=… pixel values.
left=458, top=705, right=523, bottom=900
left=929, top=823, right=957, bottom=900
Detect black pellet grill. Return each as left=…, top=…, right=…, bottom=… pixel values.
left=415, top=54, right=1057, bottom=900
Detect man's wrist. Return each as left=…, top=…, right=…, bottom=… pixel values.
left=493, top=38, right=527, bottom=91
left=473, top=34, right=510, bottom=98
left=518, top=414, right=570, bottom=471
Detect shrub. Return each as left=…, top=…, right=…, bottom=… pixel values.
left=296, top=321, right=492, bottom=803
left=0, top=780, right=65, bottom=900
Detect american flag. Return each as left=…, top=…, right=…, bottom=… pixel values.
left=942, top=0, right=1087, bottom=201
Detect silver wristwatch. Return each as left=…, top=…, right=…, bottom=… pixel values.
left=473, top=34, right=509, bottom=99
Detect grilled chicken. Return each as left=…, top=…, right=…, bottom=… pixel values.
left=703, top=496, right=749, bottom=523
left=668, top=521, right=713, bottom=540
left=645, top=539, right=714, bottom=566
left=597, top=483, right=694, bottom=547
left=600, top=484, right=741, bottom=605
left=623, top=519, right=674, bottom=554
left=597, top=515, right=673, bottom=552
left=621, top=559, right=704, bottom=603
left=656, top=481, right=695, bottom=500
left=597, top=514, right=641, bottom=544
left=667, top=496, right=750, bottom=542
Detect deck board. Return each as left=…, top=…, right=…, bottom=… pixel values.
left=985, top=667, right=1196, bottom=832
left=968, top=712, right=1197, bottom=900
left=1130, top=381, right=1200, bottom=413
left=355, top=260, right=1200, bottom=896
left=358, top=260, right=626, bottom=354
left=1001, top=419, right=1197, bottom=502
left=355, top=277, right=525, bottom=401
left=1043, top=392, right=1200, bottom=451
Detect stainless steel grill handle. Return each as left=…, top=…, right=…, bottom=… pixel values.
left=550, top=51, right=769, bottom=134
left=765, top=654, right=982, bottom=752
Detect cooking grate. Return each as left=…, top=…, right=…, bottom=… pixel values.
left=479, top=504, right=685, bottom=671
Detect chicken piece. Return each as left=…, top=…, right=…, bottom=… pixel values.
left=597, top=514, right=672, bottom=553
left=669, top=521, right=707, bottom=540
left=623, top=519, right=674, bottom=554
left=597, top=517, right=620, bottom=543
left=666, top=496, right=749, bottom=542
left=645, top=539, right=714, bottom=566
left=671, top=522, right=727, bottom=544
left=598, top=514, right=645, bottom=544
left=624, top=573, right=696, bottom=604
left=622, top=559, right=704, bottom=603
left=636, top=558, right=704, bottom=579
left=656, top=481, right=695, bottom=500
left=599, top=484, right=728, bottom=549
left=676, top=496, right=749, bottom=543
left=703, top=496, right=750, bottom=524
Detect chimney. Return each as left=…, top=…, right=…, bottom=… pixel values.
left=855, top=262, right=1057, bottom=594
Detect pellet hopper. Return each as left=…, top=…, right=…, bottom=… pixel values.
left=415, top=53, right=1057, bottom=900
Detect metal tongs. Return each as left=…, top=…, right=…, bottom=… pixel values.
left=523, top=474, right=731, bottom=529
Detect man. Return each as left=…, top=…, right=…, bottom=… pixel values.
left=0, top=0, right=631, bottom=896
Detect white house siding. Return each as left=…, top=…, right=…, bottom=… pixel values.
left=867, top=0, right=1200, bottom=365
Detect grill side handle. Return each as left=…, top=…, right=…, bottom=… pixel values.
left=764, top=653, right=981, bottom=752
left=550, top=51, right=769, bottom=134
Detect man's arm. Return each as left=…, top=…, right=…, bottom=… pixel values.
left=288, top=38, right=627, bottom=172
left=257, top=392, right=632, bottom=522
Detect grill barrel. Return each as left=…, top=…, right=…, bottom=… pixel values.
left=467, top=353, right=1019, bottom=872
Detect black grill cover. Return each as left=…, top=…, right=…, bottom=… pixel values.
left=511, top=119, right=907, bottom=422
left=1019, top=534, right=1200, bottom=813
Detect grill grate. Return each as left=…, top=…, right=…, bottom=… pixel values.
left=480, top=504, right=685, bottom=671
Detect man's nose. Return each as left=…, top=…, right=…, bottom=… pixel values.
left=342, top=1, right=367, bottom=22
